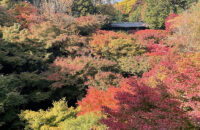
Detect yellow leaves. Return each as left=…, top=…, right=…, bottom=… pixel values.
left=147, top=70, right=167, bottom=88
left=116, top=0, right=137, bottom=14
left=19, top=98, right=78, bottom=130
left=1, top=23, right=29, bottom=43
left=0, top=0, right=14, bottom=8
left=176, top=52, right=200, bottom=73
left=90, top=31, right=146, bottom=60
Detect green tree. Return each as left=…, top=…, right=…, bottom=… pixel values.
left=0, top=73, right=52, bottom=129
left=129, top=5, right=142, bottom=22
left=72, top=0, right=95, bottom=16
left=0, top=6, right=15, bottom=26
left=144, top=0, right=171, bottom=29
left=144, top=0, right=198, bottom=29
left=168, top=0, right=198, bottom=13
left=20, top=98, right=106, bottom=130
left=0, top=40, right=53, bottom=129
left=0, top=0, right=15, bottom=8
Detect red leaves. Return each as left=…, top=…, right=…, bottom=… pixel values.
left=90, top=30, right=135, bottom=48
left=165, top=13, right=179, bottom=32
left=9, top=2, right=43, bottom=28
left=101, top=78, right=188, bottom=130
left=78, top=51, right=200, bottom=128
left=77, top=78, right=132, bottom=115
left=142, top=52, right=200, bottom=126
left=77, top=86, right=119, bottom=115
left=145, top=43, right=170, bottom=56
left=134, top=29, right=168, bottom=44
left=133, top=29, right=170, bottom=56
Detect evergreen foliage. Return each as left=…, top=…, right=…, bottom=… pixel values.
left=72, top=0, right=95, bottom=16
left=144, top=0, right=197, bottom=29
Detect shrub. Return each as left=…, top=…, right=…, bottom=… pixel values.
left=90, top=30, right=146, bottom=60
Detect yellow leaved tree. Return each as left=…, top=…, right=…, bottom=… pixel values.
left=115, top=0, right=137, bottom=14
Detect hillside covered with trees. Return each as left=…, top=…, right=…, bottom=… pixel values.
left=0, top=0, right=200, bottom=129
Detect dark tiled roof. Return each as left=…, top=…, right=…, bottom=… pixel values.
left=110, top=22, right=148, bottom=28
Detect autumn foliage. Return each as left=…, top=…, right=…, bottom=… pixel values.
left=75, top=15, right=110, bottom=35
left=77, top=86, right=119, bottom=116
left=142, top=52, right=200, bottom=127
left=101, top=78, right=189, bottom=130
left=90, top=30, right=146, bottom=60
left=133, top=29, right=170, bottom=56
left=1, top=0, right=200, bottom=129
left=115, top=0, right=138, bottom=14
left=9, top=2, right=42, bottom=28
left=134, top=29, right=168, bottom=44
left=165, top=13, right=179, bottom=32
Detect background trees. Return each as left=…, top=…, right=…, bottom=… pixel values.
left=72, top=0, right=95, bottom=16
left=144, top=0, right=197, bottom=29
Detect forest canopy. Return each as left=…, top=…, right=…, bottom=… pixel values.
left=0, top=0, right=200, bottom=129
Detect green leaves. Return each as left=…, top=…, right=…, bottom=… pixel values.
left=0, top=40, right=48, bottom=74
left=117, top=56, right=151, bottom=77
left=72, top=0, right=95, bottom=16
left=144, top=0, right=197, bottom=29
left=144, top=0, right=170, bottom=29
